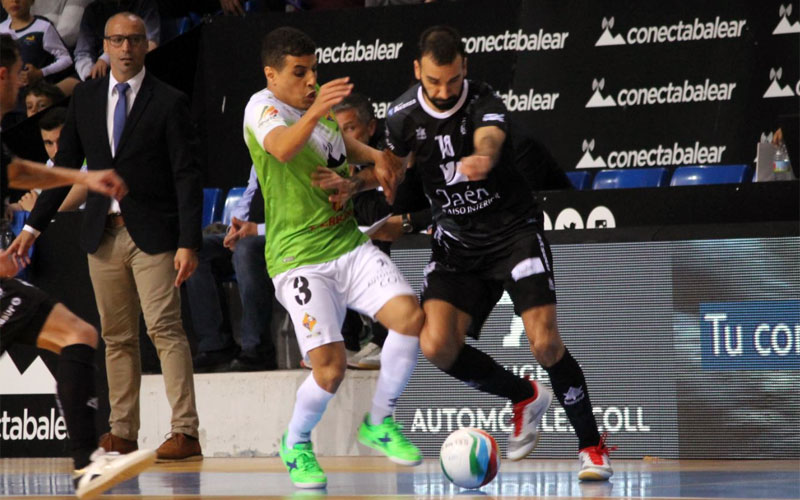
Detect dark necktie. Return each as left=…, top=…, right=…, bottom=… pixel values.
left=113, top=82, right=130, bottom=155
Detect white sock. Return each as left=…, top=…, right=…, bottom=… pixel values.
left=370, top=330, right=419, bottom=425
left=287, top=374, right=335, bottom=447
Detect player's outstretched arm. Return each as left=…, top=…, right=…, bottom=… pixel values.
left=375, top=149, right=408, bottom=205
left=458, top=126, right=506, bottom=181
left=263, top=77, right=353, bottom=163
left=8, top=158, right=128, bottom=199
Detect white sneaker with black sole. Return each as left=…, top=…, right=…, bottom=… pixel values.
left=347, top=342, right=381, bottom=370
left=74, top=447, right=156, bottom=499
left=507, top=380, right=553, bottom=461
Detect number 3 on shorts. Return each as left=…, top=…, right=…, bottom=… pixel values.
left=293, top=276, right=312, bottom=305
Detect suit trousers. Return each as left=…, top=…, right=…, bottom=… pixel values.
left=88, top=225, right=199, bottom=440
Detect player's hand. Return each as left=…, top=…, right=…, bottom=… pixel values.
left=458, top=154, right=492, bottom=181
left=311, top=166, right=357, bottom=209
left=223, top=216, right=257, bottom=250
left=0, top=247, right=26, bottom=278
left=6, top=231, right=35, bottom=261
left=369, top=215, right=404, bottom=242
left=374, top=150, right=405, bottom=204
left=220, top=0, right=245, bottom=15
left=89, top=59, right=109, bottom=79
left=18, top=190, right=39, bottom=212
left=174, top=248, right=197, bottom=287
left=84, top=169, right=128, bottom=200
left=307, top=77, right=353, bottom=121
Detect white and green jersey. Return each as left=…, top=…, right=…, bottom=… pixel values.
left=243, top=88, right=367, bottom=277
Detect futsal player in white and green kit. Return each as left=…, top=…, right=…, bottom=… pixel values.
left=242, top=27, right=424, bottom=489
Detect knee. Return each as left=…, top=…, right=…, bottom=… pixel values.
left=420, top=327, right=459, bottom=370
left=397, top=306, right=424, bottom=336
left=312, top=360, right=346, bottom=393
left=529, top=330, right=564, bottom=367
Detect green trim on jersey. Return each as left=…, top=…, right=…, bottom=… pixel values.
left=244, top=105, right=367, bottom=278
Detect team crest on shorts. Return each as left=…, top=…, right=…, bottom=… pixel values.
left=302, top=313, right=317, bottom=333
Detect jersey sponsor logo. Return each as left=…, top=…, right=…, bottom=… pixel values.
left=435, top=186, right=498, bottom=215
left=462, top=29, right=569, bottom=54
left=258, top=105, right=279, bottom=126
left=774, top=4, right=800, bottom=35
left=586, top=77, right=737, bottom=108
left=416, top=127, right=427, bottom=140
left=308, top=208, right=354, bottom=231
left=315, top=39, right=403, bottom=64
left=482, top=113, right=505, bottom=122
left=302, top=312, right=317, bottom=333
left=576, top=138, right=727, bottom=169
left=595, top=14, right=747, bottom=46
left=387, top=98, right=416, bottom=117
left=763, top=67, right=800, bottom=98
left=0, top=296, right=22, bottom=327
left=500, top=88, right=559, bottom=111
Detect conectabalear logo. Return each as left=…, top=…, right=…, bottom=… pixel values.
left=774, top=4, right=800, bottom=35
left=595, top=15, right=747, bottom=46
left=585, top=77, right=737, bottom=108
left=576, top=138, right=727, bottom=169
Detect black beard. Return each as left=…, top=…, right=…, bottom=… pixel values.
left=422, top=84, right=461, bottom=111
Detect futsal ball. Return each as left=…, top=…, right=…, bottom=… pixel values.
left=439, top=427, right=500, bottom=489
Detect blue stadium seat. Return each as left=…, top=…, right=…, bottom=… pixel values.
left=566, top=171, right=593, bottom=190
left=222, top=187, right=246, bottom=226
left=202, top=188, right=225, bottom=228
left=670, top=164, right=752, bottom=186
left=592, top=168, right=671, bottom=190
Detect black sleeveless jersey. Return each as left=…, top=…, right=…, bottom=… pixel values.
left=385, top=79, right=539, bottom=266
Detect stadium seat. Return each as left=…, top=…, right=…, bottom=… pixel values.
left=222, top=187, right=246, bottom=226
left=592, top=168, right=671, bottom=190
left=202, top=188, right=225, bottom=228
left=670, top=164, right=752, bottom=186
left=566, top=171, right=593, bottom=190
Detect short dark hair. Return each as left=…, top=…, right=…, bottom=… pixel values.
left=39, top=106, right=67, bottom=131
left=333, top=93, right=374, bottom=125
left=417, top=25, right=465, bottom=64
left=1, top=34, right=20, bottom=69
left=25, top=80, right=66, bottom=104
left=261, top=27, right=316, bottom=69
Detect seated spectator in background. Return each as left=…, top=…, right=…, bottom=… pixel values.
left=74, top=0, right=160, bottom=80
left=186, top=166, right=277, bottom=373
left=6, top=106, right=87, bottom=215
left=330, top=93, right=431, bottom=370
left=24, top=79, right=65, bottom=116
left=31, top=0, right=93, bottom=49
left=0, top=0, right=79, bottom=95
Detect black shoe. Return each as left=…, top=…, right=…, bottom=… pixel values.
left=193, top=349, right=236, bottom=373
left=227, top=354, right=276, bottom=372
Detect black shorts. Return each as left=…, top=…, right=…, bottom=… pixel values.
left=421, top=230, right=556, bottom=338
left=0, top=278, right=57, bottom=354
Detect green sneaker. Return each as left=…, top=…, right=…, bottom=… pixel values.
left=357, top=413, right=422, bottom=466
left=279, top=432, right=327, bottom=489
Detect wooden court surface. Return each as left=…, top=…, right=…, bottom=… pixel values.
left=2, top=457, right=798, bottom=499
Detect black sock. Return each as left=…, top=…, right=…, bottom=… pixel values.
left=444, top=344, right=534, bottom=403
left=544, top=349, right=601, bottom=450
left=56, top=344, right=98, bottom=469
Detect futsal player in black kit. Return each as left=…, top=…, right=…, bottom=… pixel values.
left=382, top=26, right=613, bottom=480
left=0, top=34, right=155, bottom=499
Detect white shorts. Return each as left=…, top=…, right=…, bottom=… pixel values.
left=272, top=242, right=415, bottom=356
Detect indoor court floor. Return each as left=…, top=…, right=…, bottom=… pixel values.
left=1, top=457, right=798, bottom=499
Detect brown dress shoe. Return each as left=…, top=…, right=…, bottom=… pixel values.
left=98, top=432, right=138, bottom=454
left=156, top=433, right=203, bottom=462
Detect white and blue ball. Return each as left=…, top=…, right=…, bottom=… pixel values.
left=439, top=427, right=500, bottom=489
